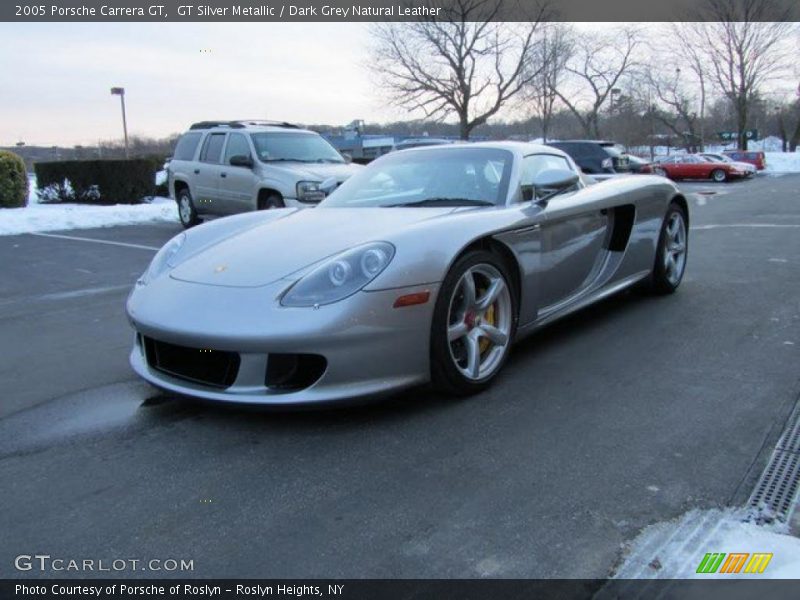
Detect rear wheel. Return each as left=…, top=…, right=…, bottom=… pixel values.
left=177, top=188, right=200, bottom=228
left=653, top=166, right=668, bottom=178
left=431, top=250, right=517, bottom=396
left=650, top=203, right=688, bottom=294
left=711, top=169, right=727, bottom=183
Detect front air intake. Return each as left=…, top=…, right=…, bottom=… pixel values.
left=143, top=337, right=240, bottom=389
left=265, top=353, right=327, bottom=391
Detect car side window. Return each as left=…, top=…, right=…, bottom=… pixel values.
left=224, top=133, right=251, bottom=164
left=521, top=154, right=573, bottom=183
left=200, top=133, right=226, bottom=164
left=173, top=132, right=202, bottom=161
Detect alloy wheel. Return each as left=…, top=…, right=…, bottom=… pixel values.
left=446, top=264, right=512, bottom=381
left=663, top=212, right=687, bottom=285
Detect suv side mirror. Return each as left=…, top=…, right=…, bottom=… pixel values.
left=341, top=152, right=352, bottom=164
left=524, top=169, right=580, bottom=204
left=229, top=155, right=254, bottom=168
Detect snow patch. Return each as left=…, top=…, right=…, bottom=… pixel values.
left=764, top=152, right=800, bottom=174
left=613, top=508, right=800, bottom=579
left=0, top=201, right=178, bottom=236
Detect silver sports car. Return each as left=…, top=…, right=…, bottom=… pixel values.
left=127, top=142, right=688, bottom=405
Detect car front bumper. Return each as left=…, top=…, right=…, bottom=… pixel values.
left=127, top=276, right=440, bottom=406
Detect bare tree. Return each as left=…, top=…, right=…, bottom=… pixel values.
left=524, top=24, right=573, bottom=142
left=685, top=0, right=796, bottom=150
left=553, top=27, right=642, bottom=139
left=646, top=66, right=703, bottom=151
left=665, top=23, right=710, bottom=151
left=369, top=0, right=551, bottom=140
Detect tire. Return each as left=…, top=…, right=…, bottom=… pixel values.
left=177, top=188, right=200, bottom=229
left=711, top=169, right=727, bottom=183
left=430, top=250, right=518, bottom=396
left=653, top=167, right=668, bottom=178
left=258, top=193, right=285, bottom=210
left=650, top=203, right=689, bottom=295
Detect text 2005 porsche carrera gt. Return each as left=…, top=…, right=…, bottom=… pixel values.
left=127, top=142, right=688, bottom=405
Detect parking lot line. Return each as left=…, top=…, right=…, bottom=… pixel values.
left=692, top=223, right=800, bottom=231
left=29, top=232, right=159, bottom=251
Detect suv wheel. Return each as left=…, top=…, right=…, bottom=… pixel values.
left=177, top=188, right=200, bottom=228
left=258, top=193, right=285, bottom=210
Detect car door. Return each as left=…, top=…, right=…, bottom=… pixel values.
left=522, top=154, right=611, bottom=310
left=218, top=132, right=257, bottom=214
left=194, top=132, right=227, bottom=214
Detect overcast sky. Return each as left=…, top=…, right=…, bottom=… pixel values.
left=3, top=22, right=791, bottom=147
left=1, top=23, right=396, bottom=146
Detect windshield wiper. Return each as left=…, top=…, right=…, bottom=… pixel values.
left=384, top=197, right=495, bottom=208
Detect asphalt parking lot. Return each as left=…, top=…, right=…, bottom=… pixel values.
left=1, top=174, right=798, bottom=579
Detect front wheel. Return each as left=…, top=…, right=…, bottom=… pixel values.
left=258, top=193, right=285, bottom=210
left=650, top=203, right=688, bottom=294
left=430, top=250, right=517, bottom=396
left=653, top=166, right=669, bottom=178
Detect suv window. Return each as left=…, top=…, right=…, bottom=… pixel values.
left=200, top=133, right=227, bottom=164
left=173, top=132, right=202, bottom=161
left=224, top=133, right=251, bottom=164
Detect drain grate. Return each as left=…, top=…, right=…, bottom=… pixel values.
left=748, top=403, right=800, bottom=523
left=776, top=407, right=800, bottom=454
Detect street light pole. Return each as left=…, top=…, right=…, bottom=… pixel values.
left=110, top=87, right=129, bottom=158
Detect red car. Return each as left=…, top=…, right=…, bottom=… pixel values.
left=652, top=155, right=748, bottom=182
left=723, top=150, right=766, bottom=170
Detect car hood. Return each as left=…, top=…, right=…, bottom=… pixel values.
left=170, top=207, right=455, bottom=287
left=267, top=161, right=362, bottom=182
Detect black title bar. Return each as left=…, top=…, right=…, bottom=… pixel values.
left=4, top=0, right=799, bottom=22
left=4, top=579, right=800, bottom=600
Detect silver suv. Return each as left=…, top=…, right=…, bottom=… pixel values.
left=168, top=120, right=362, bottom=228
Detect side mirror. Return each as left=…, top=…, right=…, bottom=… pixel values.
left=229, top=154, right=254, bottom=168
left=341, top=152, right=353, bottom=164
left=526, top=169, right=580, bottom=204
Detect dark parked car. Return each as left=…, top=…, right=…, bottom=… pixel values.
left=545, top=140, right=631, bottom=174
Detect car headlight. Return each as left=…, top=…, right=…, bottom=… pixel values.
left=137, top=233, right=186, bottom=286
left=281, top=242, right=395, bottom=307
left=296, top=181, right=325, bottom=203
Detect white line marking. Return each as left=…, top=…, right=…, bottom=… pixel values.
left=691, top=223, right=800, bottom=231
left=29, top=232, right=159, bottom=251
left=0, top=284, right=133, bottom=309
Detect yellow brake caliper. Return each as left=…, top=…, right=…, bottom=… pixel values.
left=479, top=304, right=496, bottom=355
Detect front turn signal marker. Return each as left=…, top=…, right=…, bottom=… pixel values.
left=393, top=291, right=430, bottom=308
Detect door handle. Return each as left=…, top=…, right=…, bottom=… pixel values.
left=220, top=173, right=227, bottom=178
left=193, top=169, right=200, bottom=174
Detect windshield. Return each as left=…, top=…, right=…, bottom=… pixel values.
left=251, top=132, right=344, bottom=163
left=320, top=147, right=513, bottom=208
left=702, top=154, right=730, bottom=163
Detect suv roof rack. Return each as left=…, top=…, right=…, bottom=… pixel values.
left=189, top=120, right=301, bottom=130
